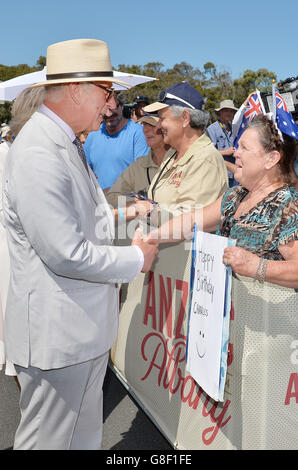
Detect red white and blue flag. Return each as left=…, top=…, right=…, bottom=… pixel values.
left=275, top=91, right=298, bottom=139
left=233, top=91, right=266, bottom=148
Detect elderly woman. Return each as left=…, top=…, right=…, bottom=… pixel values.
left=106, top=114, right=174, bottom=209
left=134, top=82, right=228, bottom=226
left=146, top=115, right=298, bottom=289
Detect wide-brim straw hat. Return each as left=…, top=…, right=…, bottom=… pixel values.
left=215, top=99, right=238, bottom=112
left=31, top=39, right=130, bottom=88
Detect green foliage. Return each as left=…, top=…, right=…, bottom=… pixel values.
left=0, top=57, right=45, bottom=124
left=36, top=56, right=46, bottom=68
left=114, top=61, right=277, bottom=124
left=0, top=101, right=12, bottom=125
left=233, top=68, right=277, bottom=106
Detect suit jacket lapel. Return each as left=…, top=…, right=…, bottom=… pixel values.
left=68, top=143, right=100, bottom=204
left=34, top=111, right=99, bottom=205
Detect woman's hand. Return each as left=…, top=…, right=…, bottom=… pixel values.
left=242, top=91, right=255, bottom=107
left=223, top=246, right=259, bottom=278
left=132, top=199, right=154, bottom=219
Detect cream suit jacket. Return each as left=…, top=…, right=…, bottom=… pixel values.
left=2, top=111, right=141, bottom=370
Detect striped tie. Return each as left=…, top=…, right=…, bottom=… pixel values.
left=73, top=136, right=89, bottom=175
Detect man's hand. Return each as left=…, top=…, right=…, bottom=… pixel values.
left=132, top=227, right=159, bottom=272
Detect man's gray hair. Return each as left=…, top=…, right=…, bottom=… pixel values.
left=170, top=105, right=210, bottom=130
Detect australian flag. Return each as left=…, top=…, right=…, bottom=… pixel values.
left=275, top=91, right=298, bottom=139
left=233, top=91, right=266, bottom=148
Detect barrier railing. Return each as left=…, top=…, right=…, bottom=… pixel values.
left=111, top=238, right=298, bottom=449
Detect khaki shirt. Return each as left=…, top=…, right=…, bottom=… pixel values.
left=148, top=133, right=228, bottom=225
left=106, top=148, right=176, bottom=208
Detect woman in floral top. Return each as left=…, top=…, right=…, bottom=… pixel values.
left=147, top=115, right=298, bottom=289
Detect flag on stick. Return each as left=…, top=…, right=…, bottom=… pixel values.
left=274, top=86, right=298, bottom=139
left=233, top=90, right=266, bottom=148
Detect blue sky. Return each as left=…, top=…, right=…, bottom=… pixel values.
left=1, top=0, right=297, bottom=82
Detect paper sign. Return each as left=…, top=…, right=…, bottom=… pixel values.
left=187, top=230, right=234, bottom=401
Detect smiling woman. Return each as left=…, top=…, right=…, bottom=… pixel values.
left=133, top=82, right=228, bottom=226
left=106, top=114, right=173, bottom=209
left=146, top=115, right=298, bottom=289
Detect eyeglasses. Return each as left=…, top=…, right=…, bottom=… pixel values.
left=158, top=90, right=195, bottom=109
left=91, top=83, right=114, bottom=101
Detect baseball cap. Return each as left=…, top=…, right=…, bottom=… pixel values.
left=143, top=82, right=204, bottom=113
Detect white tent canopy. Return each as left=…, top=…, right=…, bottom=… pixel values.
left=0, top=67, right=157, bottom=101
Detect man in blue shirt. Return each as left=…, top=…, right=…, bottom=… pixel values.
left=206, top=99, right=238, bottom=187
left=84, top=92, right=149, bottom=191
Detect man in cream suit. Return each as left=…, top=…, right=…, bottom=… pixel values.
left=2, top=39, right=158, bottom=450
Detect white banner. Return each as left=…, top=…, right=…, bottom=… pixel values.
left=187, top=230, right=234, bottom=401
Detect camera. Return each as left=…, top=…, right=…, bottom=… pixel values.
left=261, top=75, right=298, bottom=121
left=137, top=189, right=148, bottom=199
left=122, top=96, right=150, bottom=119
left=122, top=102, right=138, bottom=119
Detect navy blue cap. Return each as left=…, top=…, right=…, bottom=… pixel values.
left=134, top=95, right=149, bottom=104
left=143, top=82, right=204, bottom=113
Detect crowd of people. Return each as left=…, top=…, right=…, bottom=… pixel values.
left=0, top=37, right=297, bottom=450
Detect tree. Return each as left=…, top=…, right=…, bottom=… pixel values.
left=0, top=62, right=43, bottom=124
left=0, top=101, right=12, bottom=125
left=233, top=68, right=276, bottom=106
left=36, top=56, right=46, bottom=68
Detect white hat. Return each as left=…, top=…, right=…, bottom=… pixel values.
left=215, top=99, right=238, bottom=112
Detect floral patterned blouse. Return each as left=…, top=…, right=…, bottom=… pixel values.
left=216, top=184, right=298, bottom=260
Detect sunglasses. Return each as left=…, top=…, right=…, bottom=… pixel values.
left=91, top=83, right=114, bottom=101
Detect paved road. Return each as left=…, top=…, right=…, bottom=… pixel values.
left=0, top=365, right=172, bottom=450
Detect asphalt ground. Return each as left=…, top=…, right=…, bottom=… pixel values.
left=0, top=365, right=172, bottom=451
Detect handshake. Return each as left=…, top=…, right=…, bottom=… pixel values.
left=131, top=226, right=159, bottom=273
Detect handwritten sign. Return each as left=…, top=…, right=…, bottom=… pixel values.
left=187, top=230, right=234, bottom=402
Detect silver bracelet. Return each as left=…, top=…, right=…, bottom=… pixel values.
left=254, top=257, right=263, bottom=281
left=259, top=258, right=268, bottom=284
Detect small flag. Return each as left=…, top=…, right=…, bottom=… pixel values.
left=275, top=90, right=298, bottom=139
left=232, top=91, right=266, bottom=148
